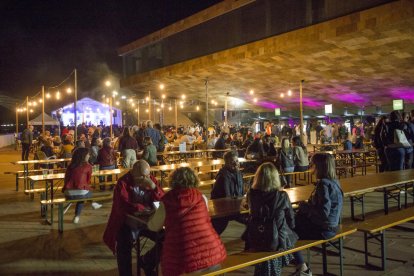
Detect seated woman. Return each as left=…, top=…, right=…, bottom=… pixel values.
left=60, top=135, right=74, bottom=158
left=293, top=153, right=343, bottom=275
left=142, top=136, right=158, bottom=166
left=143, top=167, right=227, bottom=276
left=246, top=162, right=298, bottom=276
left=62, top=148, right=102, bottom=224
left=97, top=137, right=117, bottom=186
left=292, top=136, right=309, bottom=172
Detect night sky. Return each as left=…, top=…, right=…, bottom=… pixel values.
left=0, top=0, right=221, bottom=116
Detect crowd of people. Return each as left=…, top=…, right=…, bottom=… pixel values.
left=16, top=110, right=414, bottom=275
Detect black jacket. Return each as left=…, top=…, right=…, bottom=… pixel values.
left=211, top=167, right=243, bottom=199
left=248, top=188, right=298, bottom=250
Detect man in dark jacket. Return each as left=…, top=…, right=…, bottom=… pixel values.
left=213, top=132, right=228, bottom=159
left=211, top=151, right=246, bottom=235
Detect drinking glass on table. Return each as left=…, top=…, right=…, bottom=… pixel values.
left=42, top=169, right=48, bottom=178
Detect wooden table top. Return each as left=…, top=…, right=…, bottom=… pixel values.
left=150, top=158, right=254, bottom=172
left=157, top=149, right=230, bottom=156
left=28, top=168, right=127, bottom=181
left=12, top=158, right=71, bottom=165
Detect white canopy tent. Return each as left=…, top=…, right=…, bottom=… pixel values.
left=29, top=113, right=59, bottom=126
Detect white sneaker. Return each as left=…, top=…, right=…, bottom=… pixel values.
left=91, top=202, right=102, bottom=210
left=73, top=216, right=80, bottom=224
left=63, top=203, right=72, bottom=214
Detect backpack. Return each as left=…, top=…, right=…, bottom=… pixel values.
left=247, top=199, right=279, bottom=251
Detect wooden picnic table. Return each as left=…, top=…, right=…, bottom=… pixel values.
left=28, top=168, right=127, bottom=224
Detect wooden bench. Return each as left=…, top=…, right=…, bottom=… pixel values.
left=4, top=168, right=66, bottom=191
left=191, top=225, right=356, bottom=276
left=40, top=194, right=113, bottom=233
left=356, top=207, right=414, bottom=270
left=282, top=170, right=313, bottom=186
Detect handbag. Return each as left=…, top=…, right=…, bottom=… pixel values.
left=247, top=198, right=279, bottom=251
left=393, top=129, right=411, bottom=148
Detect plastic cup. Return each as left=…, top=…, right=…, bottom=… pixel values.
left=42, top=169, right=48, bottom=178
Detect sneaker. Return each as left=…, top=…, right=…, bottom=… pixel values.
left=73, top=216, right=80, bottom=224
left=91, top=202, right=102, bottom=210
left=293, top=264, right=312, bottom=276
left=63, top=203, right=72, bottom=214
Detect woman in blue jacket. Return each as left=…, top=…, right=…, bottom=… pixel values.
left=293, top=153, right=343, bottom=275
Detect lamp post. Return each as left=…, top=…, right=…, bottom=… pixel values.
left=148, top=91, right=151, bottom=120
left=108, top=97, right=113, bottom=138
left=26, top=96, right=29, bottom=126
left=41, top=86, right=45, bottom=134
left=299, top=80, right=305, bottom=143
left=15, top=104, right=19, bottom=136
left=175, top=99, right=178, bottom=128
left=74, top=69, right=78, bottom=139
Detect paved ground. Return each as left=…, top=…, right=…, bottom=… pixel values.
left=0, top=146, right=413, bottom=275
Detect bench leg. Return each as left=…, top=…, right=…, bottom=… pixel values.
left=40, top=192, right=46, bottom=218
left=30, top=180, right=34, bottom=200
left=15, top=173, right=19, bottom=191
left=364, top=232, right=369, bottom=266
left=380, top=231, right=386, bottom=271
left=350, top=196, right=355, bottom=220
left=322, top=243, right=328, bottom=275
left=58, top=204, right=64, bottom=233
left=383, top=188, right=388, bottom=215
left=339, top=237, right=344, bottom=276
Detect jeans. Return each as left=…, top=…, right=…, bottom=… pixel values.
left=65, top=191, right=92, bottom=216
left=385, top=147, right=405, bottom=171
left=22, top=143, right=30, bottom=160
left=122, top=149, right=137, bottom=169
left=405, top=147, right=413, bottom=169
left=283, top=167, right=295, bottom=188
left=116, top=224, right=161, bottom=276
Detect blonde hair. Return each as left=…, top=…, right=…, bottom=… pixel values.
left=170, top=167, right=200, bottom=189
left=252, top=162, right=281, bottom=192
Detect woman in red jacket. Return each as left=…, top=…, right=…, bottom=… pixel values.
left=144, top=167, right=227, bottom=276
left=63, top=147, right=101, bottom=224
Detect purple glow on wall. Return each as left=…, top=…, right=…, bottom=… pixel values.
left=291, top=97, right=323, bottom=108
left=390, top=88, right=414, bottom=102
left=258, top=101, right=281, bottom=109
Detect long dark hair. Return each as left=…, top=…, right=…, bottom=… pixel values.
left=64, top=148, right=89, bottom=184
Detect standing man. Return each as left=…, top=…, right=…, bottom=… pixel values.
left=21, top=125, right=33, bottom=160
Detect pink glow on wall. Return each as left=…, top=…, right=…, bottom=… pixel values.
left=390, top=87, right=414, bottom=103
left=258, top=101, right=281, bottom=109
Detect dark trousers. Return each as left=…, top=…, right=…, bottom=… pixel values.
left=116, top=224, right=161, bottom=276
left=293, top=214, right=336, bottom=265
left=212, top=214, right=248, bottom=235
left=22, top=143, right=30, bottom=160
left=377, top=148, right=387, bottom=172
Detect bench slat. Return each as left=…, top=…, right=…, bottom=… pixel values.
left=198, top=225, right=356, bottom=276
left=41, top=194, right=113, bottom=205
left=357, top=207, right=414, bottom=233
